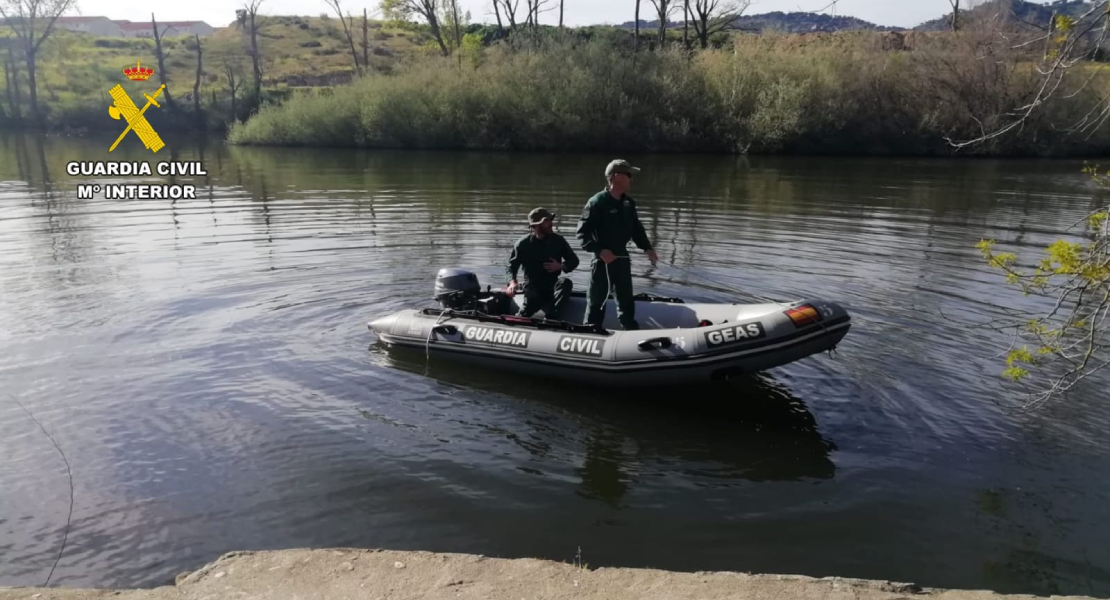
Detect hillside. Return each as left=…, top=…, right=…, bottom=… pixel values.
left=0, top=15, right=431, bottom=126
left=619, top=11, right=888, bottom=33
left=915, top=0, right=1096, bottom=30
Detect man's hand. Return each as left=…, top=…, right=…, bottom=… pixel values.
left=544, top=258, right=563, bottom=273
left=646, top=250, right=658, bottom=266
left=505, top=280, right=518, bottom=297
left=599, top=249, right=616, bottom=265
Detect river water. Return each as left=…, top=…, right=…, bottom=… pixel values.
left=0, top=134, right=1107, bottom=596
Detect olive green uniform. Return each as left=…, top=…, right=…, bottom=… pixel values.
left=506, top=232, right=580, bottom=320
left=575, top=190, right=653, bottom=330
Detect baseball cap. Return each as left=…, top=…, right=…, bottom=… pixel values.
left=605, top=159, right=641, bottom=177
left=528, top=207, right=556, bottom=226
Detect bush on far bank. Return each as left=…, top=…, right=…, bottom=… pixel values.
left=228, top=29, right=1110, bottom=156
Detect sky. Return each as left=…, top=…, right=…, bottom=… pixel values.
left=69, top=0, right=1053, bottom=31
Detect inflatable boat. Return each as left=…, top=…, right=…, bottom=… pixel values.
left=368, top=268, right=851, bottom=386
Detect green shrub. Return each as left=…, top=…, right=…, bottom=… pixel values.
left=228, top=32, right=1110, bottom=156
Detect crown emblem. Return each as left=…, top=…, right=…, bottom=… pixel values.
left=123, top=60, right=154, bottom=81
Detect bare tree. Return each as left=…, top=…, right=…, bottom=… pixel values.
left=493, top=0, right=520, bottom=29
left=690, top=0, right=748, bottom=49
left=223, top=59, right=244, bottom=122
left=649, top=0, right=680, bottom=45
left=379, top=0, right=449, bottom=56
left=192, top=34, right=202, bottom=123
left=634, top=0, right=641, bottom=49
left=5, top=42, right=21, bottom=119
left=150, top=14, right=178, bottom=112
left=0, top=0, right=77, bottom=126
left=236, top=0, right=264, bottom=104
left=362, top=8, right=369, bottom=71
left=2, top=49, right=11, bottom=118
left=448, top=0, right=461, bottom=50
left=524, top=0, right=552, bottom=27
left=492, top=0, right=504, bottom=33
left=948, top=0, right=960, bottom=32
left=683, top=0, right=689, bottom=47
left=324, top=0, right=362, bottom=76
left=559, top=0, right=563, bottom=27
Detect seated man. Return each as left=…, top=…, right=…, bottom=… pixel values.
left=506, top=207, right=580, bottom=320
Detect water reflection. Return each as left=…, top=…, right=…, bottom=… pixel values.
left=371, top=345, right=836, bottom=509
left=2, top=134, right=1109, bottom=595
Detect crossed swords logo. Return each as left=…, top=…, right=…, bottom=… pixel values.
left=107, top=83, right=167, bottom=154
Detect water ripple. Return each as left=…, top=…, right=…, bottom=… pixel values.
left=0, top=138, right=1107, bottom=596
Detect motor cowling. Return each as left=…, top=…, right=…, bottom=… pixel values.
left=434, top=268, right=481, bottom=309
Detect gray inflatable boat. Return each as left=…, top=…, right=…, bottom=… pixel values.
left=368, top=268, right=851, bottom=386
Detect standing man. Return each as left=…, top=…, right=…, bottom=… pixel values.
left=576, top=159, right=658, bottom=331
left=507, top=207, right=580, bottom=320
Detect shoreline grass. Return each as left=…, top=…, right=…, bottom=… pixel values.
left=228, top=31, right=1110, bottom=157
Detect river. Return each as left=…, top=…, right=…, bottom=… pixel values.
left=0, top=134, right=1107, bottom=596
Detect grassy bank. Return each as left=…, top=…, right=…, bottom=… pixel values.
left=0, top=16, right=432, bottom=131
left=228, top=31, right=1110, bottom=156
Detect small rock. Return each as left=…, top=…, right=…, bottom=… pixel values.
left=31, top=594, right=41, bottom=599
left=341, top=562, right=354, bottom=572
left=573, top=580, right=579, bottom=587
left=393, top=561, right=405, bottom=569
left=214, top=571, right=226, bottom=579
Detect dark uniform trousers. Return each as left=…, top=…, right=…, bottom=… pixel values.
left=584, top=257, right=637, bottom=330
left=520, top=277, right=574, bottom=320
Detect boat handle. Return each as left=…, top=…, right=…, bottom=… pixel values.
left=432, top=325, right=458, bottom=335
left=638, top=337, right=673, bottom=351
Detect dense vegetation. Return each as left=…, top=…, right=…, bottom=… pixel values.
left=5, top=0, right=1110, bottom=156
left=228, top=29, right=1110, bottom=156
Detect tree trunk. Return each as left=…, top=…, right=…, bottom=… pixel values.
left=427, top=12, right=449, bottom=56
left=3, top=55, right=11, bottom=120
left=193, top=34, right=203, bottom=125
left=698, top=9, right=709, bottom=49
left=683, top=0, right=689, bottom=48
left=362, top=9, right=369, bottom=72
left=493, top=0, right=504, bottom=33
left=451, top=0, right=461, bottom=51
left=634, top=0, right=640, bottom=50
left=151, top=14, right=178, bottom=111
left=250, top=11, right=262, bottom=102
left=26, top=43, right=39, bottom=127
left=225, top=65, right=239, bottom=122
left=559, top=0, right=563, bottom=27
left=658, top=0, right=668, bottom=45
left=950, top=0, right=960, bottom=32
left=343, top=12, right=361, bottom=75
left=6, top=45, right=20, bottom=120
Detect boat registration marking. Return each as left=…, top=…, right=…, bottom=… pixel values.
left=704, top=322, right=766, bottom=347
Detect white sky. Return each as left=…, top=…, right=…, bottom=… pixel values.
left=70, top=0, right=1053, bottom=30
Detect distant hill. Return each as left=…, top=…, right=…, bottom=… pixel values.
left=616, top=1, right=1105, bottom=34
left=915, top=0, right=1096, bottom=31
left=619, top=11, right=888, bottom=33
left=735, top=12, right=891, bottom=33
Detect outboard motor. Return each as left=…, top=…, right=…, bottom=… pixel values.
left=434, top=268, right=481, bottom=310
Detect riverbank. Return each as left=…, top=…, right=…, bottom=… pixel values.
left=0, top=549, right=1100, bottom=600
left=227, top=31, right=1110, bottom=157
